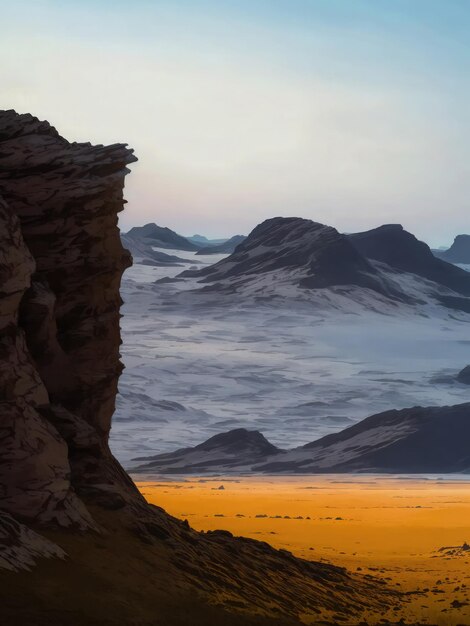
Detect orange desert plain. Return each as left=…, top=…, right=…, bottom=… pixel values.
left=137, top=476, right=470, bottom=625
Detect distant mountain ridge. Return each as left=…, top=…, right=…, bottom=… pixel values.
left=132, top=403, right=470, bottom=474
left=180, top=217, right=403, bottom=299
left=433, top=234, right=470, bottom=264
left=178, top=217, right=470, bottom=313
left=348, top=224, right=470, bottom=296
left=195, top=235, right=246, bottom=255
left=133, top=428, right=282, bottom=473
left=125, top=223, right=201, bottom=251
left=260, top=403, right=470, bottom=474
left=188, top=234, right=229, bottom=245
left=121, top=232, right=195, bottom=266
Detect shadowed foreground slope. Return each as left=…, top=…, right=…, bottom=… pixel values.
left=0, top=111, right=399, bottom=625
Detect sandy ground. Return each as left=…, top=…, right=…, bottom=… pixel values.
left=137, top=476, right=470, bottom=625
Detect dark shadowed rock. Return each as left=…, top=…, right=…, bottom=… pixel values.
left=121, top=232, right=195, bottom=266
left=125, top=222, right=201, bottom=251
left=457, top=366, right=470, bottom=385
left=348, top=224, right=470, bottom=296
left=131, top=404, right=470, bottom=475
left=133, top=428, right=283, bottom=473
left=181, top=217, right=405, bottom=300
left=434, top=235, right=470, bottom=264
left=0, top=511, right=66, bottom=572
left=0, top=109, right=141, bottom=528
left=257, top=403, right=470, bottom=474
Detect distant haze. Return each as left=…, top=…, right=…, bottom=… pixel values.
left=2, top=0, right=469, bottom=247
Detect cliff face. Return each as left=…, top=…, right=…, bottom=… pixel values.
left=0, top=110, right=140, bottom=528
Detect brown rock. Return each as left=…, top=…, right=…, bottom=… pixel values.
left=0, top=110, right=140, bottom=528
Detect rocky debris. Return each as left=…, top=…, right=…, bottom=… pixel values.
left=0, top=511, right=66, bottom=572
left=349, top=224, right=470, bottom=296
left=433, top=234, right=470, bottom=264
left=195, top=234, right=246, bottom=255
left=457, top=366, right=470, bottom=385
left=438, top=542, right=470, bottom=557
left=125, top=222, right=200, bottom=251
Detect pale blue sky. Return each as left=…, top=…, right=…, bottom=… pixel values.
left=2, top=0, right=469, bottom=245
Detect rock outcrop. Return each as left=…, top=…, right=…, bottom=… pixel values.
left=0, top=511, right=66, bottom=572
left=0, top=110, right=143, bottom=528
left=258, top=402, right=470, bottom=474
left=125, top=222, right=200, bottom=251
left=349, top=224, right=470, bottom=296
left=133, top=428, right=283, bottom=473
left=121, top=232, right=194, bottom=266
left=433, top=234, right=470, bottom=264
left=177, top=218, right=470, bottom=315
left=181, top=217, right=402, bottom=298
left=457, top=366, right=470, bottom=385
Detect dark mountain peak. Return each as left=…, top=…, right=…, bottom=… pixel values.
left=125, top=222, right=200, bottom=251
left=457, top=365, right=470, bottom=385
left=257, top=402, right=470, bottom=474
left=349, top=224, right=432, bottom=264
left=182, top=216, right=398, bottom=298
left=132, top=428, right=282, bottom=472
left=349, top=224, right=470, bottom=296
left=195, top=428, right=280, bottom=455
left=370, top=223, right=404, bottom=233
left=434, top=234, right=470, bottom=264
left=127, top=222, right=160, bottom=236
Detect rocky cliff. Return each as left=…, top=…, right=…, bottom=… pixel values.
left=0, top=110, right=142, bottom=531
left=0, top=111, right=399, bottom=625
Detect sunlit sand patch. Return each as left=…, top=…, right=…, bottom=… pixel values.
left=136, top=475, right=470, bottom=624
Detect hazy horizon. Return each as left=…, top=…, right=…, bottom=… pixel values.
left=3, top=0, right=469, bottom=247
left=125, top=216, right=463, bottom=250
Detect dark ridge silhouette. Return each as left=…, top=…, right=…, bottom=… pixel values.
left=195, top=234, right=246, bottom=255
left=181, top=217, right=406, bottom=300
left=433, top=234, right=470, bottom=264
left=126, top=222, right=201, bottom=251
left=348, top=224, right=470, bottom=296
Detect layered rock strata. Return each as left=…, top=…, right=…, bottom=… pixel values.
left=0, top=110, right=140, bottom=528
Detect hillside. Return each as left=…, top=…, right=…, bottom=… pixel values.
left=126, top=222, right=201, bottom=251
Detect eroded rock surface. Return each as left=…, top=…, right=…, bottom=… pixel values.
left=0, top=511, right=66, bottom=572
left=0, top=110, right=141, bottom=528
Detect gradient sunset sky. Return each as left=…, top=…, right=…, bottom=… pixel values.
left=3, top=0, right=469, bottom=245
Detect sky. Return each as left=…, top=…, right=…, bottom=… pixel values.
left=2, top=0, right=469, bottom=246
